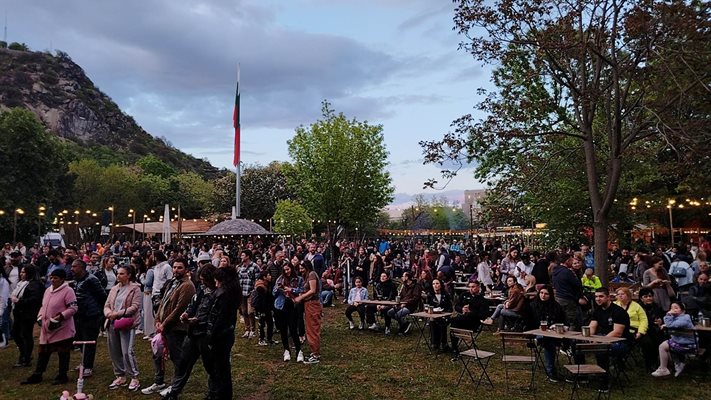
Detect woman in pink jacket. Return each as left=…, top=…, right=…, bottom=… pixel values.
left=20, top=268, right=77, bottom=385
left=104, top=264, right=142, bottom=391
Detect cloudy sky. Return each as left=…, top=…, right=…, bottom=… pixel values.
left=6, top=0, right=490, bottom=203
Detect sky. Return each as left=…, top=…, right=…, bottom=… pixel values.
left=5, top=0, right=490, bottom=205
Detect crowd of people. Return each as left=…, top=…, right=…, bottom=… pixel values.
left=1, top=234, right=709, bottom=396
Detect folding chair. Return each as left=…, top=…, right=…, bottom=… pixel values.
left=457, top=346, right=495, bottom=389
left=450, top=325, right=483, bottom=354
left=563, top=343, right=612, bottom=400
left=500, top=331, right=538, bottom=393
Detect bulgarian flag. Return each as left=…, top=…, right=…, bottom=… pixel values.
left=232, top=65, right=241, bottom=167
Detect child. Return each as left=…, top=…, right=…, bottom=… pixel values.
left=651, top=301, right=695, bottom=377
left=253, top=271, right=276, bottom=346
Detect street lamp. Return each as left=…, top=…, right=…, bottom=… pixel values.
left=667, top=199, right=676, bottom=245
left=108, top=206, right=115, bottom=239
left=129, top=209, right=136, bottom=242
left=13, top=208, right=25, bottom=243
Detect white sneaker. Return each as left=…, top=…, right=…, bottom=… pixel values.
left=248, top=331, right=256, bottom=339
left=241, top=331, right=250, bottom=338
left=141, top=382, right=166, bottom=394
left=297, top=350, right=304, bottom=363
left=358, top=322, right=364, bottom=330
left=283, top=350, right=291, bottom=362
left=368, top=323, right=378, bottom=330
left=385, top=327, right=391, bottom=335
left=651, top=367, right=671, bottom=377
left=82, top=368, right=93, bottom=377
left=674, top=362, right=686, bottom=377
left=348, top=321, right=355, bottom=330
left=159, top=387, right=171, bottom=397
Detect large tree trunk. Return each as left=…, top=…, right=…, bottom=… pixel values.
left=593, top=219, right=609, bottom=286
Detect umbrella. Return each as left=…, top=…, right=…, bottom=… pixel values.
left=162, top=204, right=171, bottom=244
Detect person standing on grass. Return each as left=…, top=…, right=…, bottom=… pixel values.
left=295, top=259, right=322, bottom=364
left=160, top=264, right=217, bottom=400
left=142, top=258, right=196, bottom=395
left=104, top=265, right=142, bottom=391
left=21, top=268, right=77, bottom=385
left=69, top=259, right=106, bottom=378
left=10, top=265, right=44, bottom=367
left=273, top=261, right=304, bottom=362
left=238, top=249, right=259, bottom=339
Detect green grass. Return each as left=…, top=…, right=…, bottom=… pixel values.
left=0, top=305, right=708, bottom=399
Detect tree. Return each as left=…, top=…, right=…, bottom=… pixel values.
left=136, top=154, right=176, bottom=179
left=0, top=109, right=68, bottom=242
left=287, top=101, right=394, bottom=232
left=422, top=0, right=711, bottom=284
left=272, top=200, right=312, bottom=237
left=240, top=162, right=293, bottom=221
left=8, top=42, right=29, bottom=51
left=169, top=172, right=214, bottom=219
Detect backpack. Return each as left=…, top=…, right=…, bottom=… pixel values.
left=670, top=262, right=688, bottom=278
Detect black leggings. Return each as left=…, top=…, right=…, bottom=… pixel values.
left=274, top=303, right=301, bottom=352
left=345, top=305, right=366, bottom=323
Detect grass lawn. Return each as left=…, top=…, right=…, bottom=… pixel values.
left=0, top=304, right=708, bottom=399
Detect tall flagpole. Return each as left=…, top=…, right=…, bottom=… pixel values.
left=234, top=64, right=241, bottom=218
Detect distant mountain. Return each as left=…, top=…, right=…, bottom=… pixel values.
left=389, top=190, right=465, bottom=206
left=0, top=47, right=219, bottom=179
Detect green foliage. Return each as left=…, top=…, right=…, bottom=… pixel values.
left=136, top=154, right=176, bottom=178
left=287, top=100, right=394, bottom=230
left=8, top=42, right=29, bottom=51
left=397, top=195, right=468, bottom=231
left=241, top=161, right=293, bottom=220
left=168, top=171, right=214, bottom=219
left=272, top=199, right=311, bottom=237
left=0, top=108, right=68, bottom=241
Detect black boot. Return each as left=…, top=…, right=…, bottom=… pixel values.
left=20, top=374, right=42, bottom=385
left=52, top=374, right=69, bottom=385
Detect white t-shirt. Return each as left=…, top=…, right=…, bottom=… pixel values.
left=151, top=261, right=173, bottom=296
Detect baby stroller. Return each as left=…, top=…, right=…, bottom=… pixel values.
left=59, top=340, right=96, bottom=400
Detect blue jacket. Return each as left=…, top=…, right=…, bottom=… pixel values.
left=347, top=287, right=369, bottom=305
left=664, top=313, right=695, bottom=346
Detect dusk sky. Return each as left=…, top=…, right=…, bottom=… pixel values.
left=6, top=0, right=490, bottom=204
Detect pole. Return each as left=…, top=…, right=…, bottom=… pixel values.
left=236, top=164, right=241, bottom=218
left=469, top=204, right=473, bottom=238
left=132, top=213, right=136, bottom=243
left=669, top=207, right=674, bottom=246
left=13, top=210, right=17, bottom=243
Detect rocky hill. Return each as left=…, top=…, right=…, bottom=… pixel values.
left=0, top=47, right=219, bottom=178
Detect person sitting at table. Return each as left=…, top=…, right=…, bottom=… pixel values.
left=614, top=286, right=653, bottom=370
left=501, top=275, right=517, bottom=298
left=483, top=282, right=526, bottom=331
left=639, top=287, right=665, bottom=372
left=589, top=287, right=633, bottom=382
left=683, top=272, right=710, bottom=317
left=345, top=277, right=368, bottom=330
left=367, top=273, right=397, bottom=333
left=450, top=280, right=489, bottom=358
left=529, top=284, right=567, bottom=381
left=425, top=279, right=453, bottom=352
left=651, top=301, right=695, bottom=377
left=418, top=270, right=433, bottom=294
left=385, top=272, right=421, bottom=335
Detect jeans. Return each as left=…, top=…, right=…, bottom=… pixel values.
left=1, top=299, right=12, bottom=340
left=257, top=309, right=274, bottom=342
left=537, top=336, right=557, bottom=377
left=386, top=307, right=412, bottom=331
left=274, top=303, right=301, bottom=353
left=169, top=334, right=211, bottom=395
left=151, top=330, right=186, bottom=385
left=12, top=316, right=35, bottom=364
left=320, top=290, right=334, bottom=306
left=74, top=315, right=101, bottom=369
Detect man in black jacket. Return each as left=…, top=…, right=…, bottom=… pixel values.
left=70, top=259, right=106, bottom=376
left=552, top=254, right=587, bottom=329
left=450, top=280, right=489, bottom=356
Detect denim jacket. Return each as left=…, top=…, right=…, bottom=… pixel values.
left=273, top=275, right=303, bottom=310
left=663, top=313, right=695, bottom=346
left=347, top=287, right=369, bottom=305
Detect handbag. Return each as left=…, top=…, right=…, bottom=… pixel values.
left=113, top=317, right=133, bottom=331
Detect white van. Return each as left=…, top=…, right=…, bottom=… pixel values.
left=39, top=232, right=65, bottom=248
